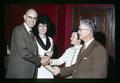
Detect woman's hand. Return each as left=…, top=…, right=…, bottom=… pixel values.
left=46, top=51, right=53, bottom=57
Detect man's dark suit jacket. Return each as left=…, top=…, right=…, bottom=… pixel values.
left=60, top=40, right=108, bottom=78
left=6, top=24, right=41, bottom=78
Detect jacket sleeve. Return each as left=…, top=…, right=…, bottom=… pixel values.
left=60, top=64, right=75, bottom=77
left=13, top=28, right=41, bottom=67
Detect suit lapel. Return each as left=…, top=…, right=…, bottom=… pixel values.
left=76, top=40, right=96, bottom=63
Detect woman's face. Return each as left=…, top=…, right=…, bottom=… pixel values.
left=70, top=32, right=80, bottom=45
left=38, top=23, right=47, bottom=35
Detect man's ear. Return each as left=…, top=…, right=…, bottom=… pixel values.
left=23, top=15, right=26, bottom=20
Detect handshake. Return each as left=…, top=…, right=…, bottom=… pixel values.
left=40, top=56, right=50, bottom=66
left=40, top=53, right=60, bottom=76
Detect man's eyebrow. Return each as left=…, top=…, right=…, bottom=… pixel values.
left=27, top=16, right=37, bottom=19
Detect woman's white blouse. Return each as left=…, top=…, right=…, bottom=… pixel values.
left=51, top=45, right=82, bottom=67
left=36, top=37, right=54, bottom=79
left=37, top=37, right=53, bottom=57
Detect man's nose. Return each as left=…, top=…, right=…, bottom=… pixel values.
left=31, top=18, right=35, bottom=22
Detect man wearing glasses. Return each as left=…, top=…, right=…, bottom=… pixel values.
left=50, top=19, right=108, bottom=78
left=6, top=9, right=49, bottom=78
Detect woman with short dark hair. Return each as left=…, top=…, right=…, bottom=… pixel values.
left=33, top=15, right=54, bottom=79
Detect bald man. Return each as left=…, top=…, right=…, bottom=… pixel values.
left=6, top=9, right=49, bottom=78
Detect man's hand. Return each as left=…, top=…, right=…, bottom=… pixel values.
left=40, top=56, right=50, bottom=66
left=46, top=66, right=60, bottom=76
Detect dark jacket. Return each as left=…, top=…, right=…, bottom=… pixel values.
left=60, top=40, right=108, bottom=78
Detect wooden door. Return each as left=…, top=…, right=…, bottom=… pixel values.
left=72, top=5, right=115, bottom=61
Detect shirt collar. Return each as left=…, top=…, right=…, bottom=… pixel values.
left=74, top=44, right=83, bottom=49
left=24, top=23, right=32, bottom=33
left=84, top=38, right=94, bottom=49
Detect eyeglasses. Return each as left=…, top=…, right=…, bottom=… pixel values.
left=78, top=28, right=89, bottom=31
left=27, top=16, right=37, bottom=20
left=38, top=25, right=47, bottom=27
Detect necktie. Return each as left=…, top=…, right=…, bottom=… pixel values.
left=76, top=45, right=85, bottom=62
left=80, top=45, right=85, bottom=54
left=29, top=30, right=38, bottom=49
left=29, top=30, right=35, bottom=41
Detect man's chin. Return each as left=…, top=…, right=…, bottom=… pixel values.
left=30, top=25, right=35, bottom=28
left=71, top=43, right=74, bottom=45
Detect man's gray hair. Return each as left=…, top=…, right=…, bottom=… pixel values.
left=80, top=19, right=96, bottom=33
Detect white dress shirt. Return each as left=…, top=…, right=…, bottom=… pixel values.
left=84, top=38, right=94, bottom=49
left=24, top=23, right=32, bottom=33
